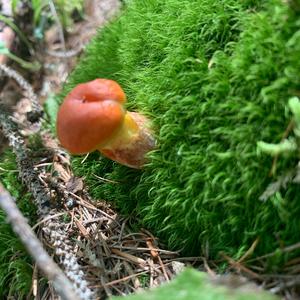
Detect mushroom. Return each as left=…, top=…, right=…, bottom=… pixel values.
left=56, top=79, right=155, bottom=169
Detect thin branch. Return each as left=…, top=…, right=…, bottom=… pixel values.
left=0, top=183, right=80, bottom=300
left=220, top=252, right=261, bottom=280
left=246, top=242, right=300, bottom=264
left=0, top=109, right=50, bottom=215
left=0, top=64, right=42, bottom=117
left=238, top=238, right=259, bottom=263
left=0, top=109, right=94, bottom=299
left=48, top=0, right=66, bottom=52
left=46, top=47, right=83, bottom=58
left=269, top=275, right=300, bottom=294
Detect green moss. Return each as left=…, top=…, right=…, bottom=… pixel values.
left=60, top=0, right=300, bottom=261
left=111, top=268, right=279, bottom=300
left=0, top=150, right=36, bottom=299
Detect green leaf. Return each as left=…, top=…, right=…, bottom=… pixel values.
left=289, top=97, right=300, bottom=127
left=11, top=0, right=19, bottom=13
left=44, top=94, right=60, bottom=131
left=257, top=139, right=297, bottom=156
left=0, top=15, right=32, bottom=50
left=0, top=41, right=10, bottom=55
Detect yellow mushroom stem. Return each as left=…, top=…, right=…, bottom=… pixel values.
left=98, top=111, right=155, bottom=169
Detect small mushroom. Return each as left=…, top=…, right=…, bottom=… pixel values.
left=56, top=79, right=155, bottom=169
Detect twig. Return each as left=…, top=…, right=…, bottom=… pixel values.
left=96, top=270, right=152, bottom=288
left=0, top=166, right=18, bottom=172
left=238, top=238, right=259, bottom=263
left=220, top=252, right=261, bottom=279
left=32, top=264, right=38, bottom=298
left=0, top=63, right=42, bottom=116
left=158, top=255, right=170, bottom=282
left=0, top=183, right=80, bottom=300
left=46, top=47, right=83, bottom=58
left=0, top=110, right=94, bottom=299
left=48, top=0, right=66, bottom=52
left=94, top=262, right=175, bottom=289
left=73, top=196, right=119, bottom=225
left=123, top=261, right=141, bottom=290
left=164, top=257, right=204, bottom=263
left=110, top=245, right=178, bottom=255
left=94, top=173, right=120, bottom=184
left=202, top=257, right=216, bottom=277
left=247, top=242, right=300, bottom=263
left=31, top=212, right=66, bottom=230
left=0, top=109, right=50, bottom=215
left=269, top=276, right=300, bottom=294
left=111, top=248, right=147, bottom=266
left=146, top=238, right=159, bottom=259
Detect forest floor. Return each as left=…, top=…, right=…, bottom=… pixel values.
left=0, top=1, right=202, bottom=299
left=0, top=1, right=298, bottom=299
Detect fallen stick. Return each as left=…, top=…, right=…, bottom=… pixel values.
left=0, top=183, right=80, bottom=300
left=0, top=106, right=94, bottom=299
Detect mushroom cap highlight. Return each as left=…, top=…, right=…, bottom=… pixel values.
left=57, top=79, right=126, bottom=154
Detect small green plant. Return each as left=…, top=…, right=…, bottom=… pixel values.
left=12, top=0, right=83, bottom=33
left=0, top=41, right=40, bottom=70
left=0, top=0, right=84, bottom=70
left=0, top=14, right=32, bottom=49
left=54, top=0, right=83, bottom=29
left=44, top=93, right=60, bottom=133
left=257, top=97, right=300, bottom=202
left=258, top=97, right=300, bottom=157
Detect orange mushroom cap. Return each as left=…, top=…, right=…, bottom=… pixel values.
left=57, top=79, right=126, bottom=154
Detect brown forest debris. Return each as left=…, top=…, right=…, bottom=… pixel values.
left=0, top=183, right=80, bottom=300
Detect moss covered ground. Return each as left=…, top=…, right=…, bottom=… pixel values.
left=59, top=0, right=300, bottom=264
left=0, top=150, right=36, bottom=298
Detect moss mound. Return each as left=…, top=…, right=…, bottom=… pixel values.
left=112, top=268, right=279, bottom=300
left=60, top=0, right=300, bottom=260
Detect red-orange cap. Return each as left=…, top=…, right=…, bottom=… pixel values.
left=57, top=79, right=126, bottom=154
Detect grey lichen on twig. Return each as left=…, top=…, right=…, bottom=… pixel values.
left=0, top=64, right=42, bottom=119
left=0, top=183, right=81, bottom=300
left=0, top=108, right=50, bottom=214
left=0, top=108, right=94, bottom=299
